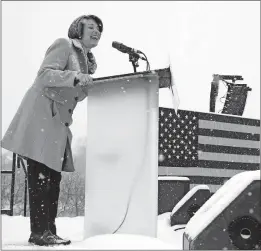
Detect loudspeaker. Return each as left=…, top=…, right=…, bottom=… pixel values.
left=209, top=75, right=219, bottom=113
left=158, top=176, right=190, bottom=215
left=170, top=185, right=211, bottom=226
left=222, top=84, right=251, bottom=116
left=183, top=170, right=261, bottom=250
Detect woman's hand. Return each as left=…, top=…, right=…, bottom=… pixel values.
left=75, top=72, right=93, bottom=86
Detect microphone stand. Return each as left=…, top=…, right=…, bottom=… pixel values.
left=129, top=53, right=140, bottom=73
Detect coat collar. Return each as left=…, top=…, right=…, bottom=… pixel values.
left=71, top=39, right=90, bottom=56
left=70, top=38, right=88, bottom=74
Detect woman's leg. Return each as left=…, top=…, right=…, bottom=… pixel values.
left=48, top=169, right=62, bottom=235
left=27, top=158, right=70, bottom=245
left=27, top=158, right=52, bottom=234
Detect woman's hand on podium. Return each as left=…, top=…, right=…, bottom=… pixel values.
left=75, top=72, right=93, bottom=87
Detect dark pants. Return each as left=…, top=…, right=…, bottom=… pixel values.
left=27, top=158, right=62, bottom=235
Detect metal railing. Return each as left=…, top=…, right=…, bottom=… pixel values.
left=1, top=153, right=28, bottom=216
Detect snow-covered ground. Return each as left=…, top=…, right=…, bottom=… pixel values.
left=2, top=212, right=184, bottom=250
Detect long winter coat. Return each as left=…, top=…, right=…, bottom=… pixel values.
left=1, top=38, right=92, bottom=172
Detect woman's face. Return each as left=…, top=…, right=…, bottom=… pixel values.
left=81, top=18, right=101, bottom=49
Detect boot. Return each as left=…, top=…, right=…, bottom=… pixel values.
left=28, top=230, right=71, bottom=246
left=48, top=223, right=71, bottom=243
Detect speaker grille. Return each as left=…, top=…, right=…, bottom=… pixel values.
left=228, top=215, right=261, bottom=250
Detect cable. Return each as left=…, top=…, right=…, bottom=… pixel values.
left=217, top=79, right=229, bottom=113
left=220, top=79, right=228, bottom=102
left=174, top=227, right=186, bottom=231
left=112, top=110, right=149, bottom=233
left=111, top=83, right=151, bottom=234
left=139, top=51, right=150, bottom=71
left=111, top=53, right=152, bottom=233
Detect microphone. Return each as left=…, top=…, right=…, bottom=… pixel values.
left=112, top=41, right=146, bottom=60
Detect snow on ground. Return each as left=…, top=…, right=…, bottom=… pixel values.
left=2, top=212, right=184, bottom=250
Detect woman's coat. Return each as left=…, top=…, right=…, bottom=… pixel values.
left=1, top=38, right=91, bottom=172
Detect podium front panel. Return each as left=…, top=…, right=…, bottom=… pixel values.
left=84, top=73, right=159, bottom=238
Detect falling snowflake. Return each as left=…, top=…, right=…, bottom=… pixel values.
left=248, top=192, right=252, bottom=196
left=41, top=129, right=44, bottom=132
left=39, top=173, right=45, bottom=179
left=158, top=154, right=165, bottom=162
left=249, top=208, right=254, bottom=214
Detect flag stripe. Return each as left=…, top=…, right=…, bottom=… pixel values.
left=199, top=120, right=260, bottom=134
left=198, top=128, right=260, bottom=141
left=158, top=176, right=226, bottom=185
left=198, top=144, right=260, bottom=156
left=198, top=112, right=260, bottom=127
left=187, top=176, right=228, bottom=185
left=198, top=135, right=260, bottom=149
left=158, top=166, right=244, bottom=177
left=158, top=160, right=259, bottom=171
left=198, top=152, right=260, bottom=163
left=198, top=160, right=259, bottom=170
left=158, top=159, right=198, bottom=167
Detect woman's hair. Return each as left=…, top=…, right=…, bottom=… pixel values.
left=68, top=15, right=103, bottom=39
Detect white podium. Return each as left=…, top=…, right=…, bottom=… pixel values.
left=84, top=69, right=172, bottom=239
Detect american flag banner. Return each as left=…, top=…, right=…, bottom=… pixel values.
left=158, top=107, right=260, bottom=191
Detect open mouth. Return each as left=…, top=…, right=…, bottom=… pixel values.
left=91, top=36, right=99, bottom=40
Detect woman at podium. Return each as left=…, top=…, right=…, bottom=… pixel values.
left=1, top=14, right=103, bottom=246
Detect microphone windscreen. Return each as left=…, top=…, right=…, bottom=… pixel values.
left=112, top=41, right=120, bottom=49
